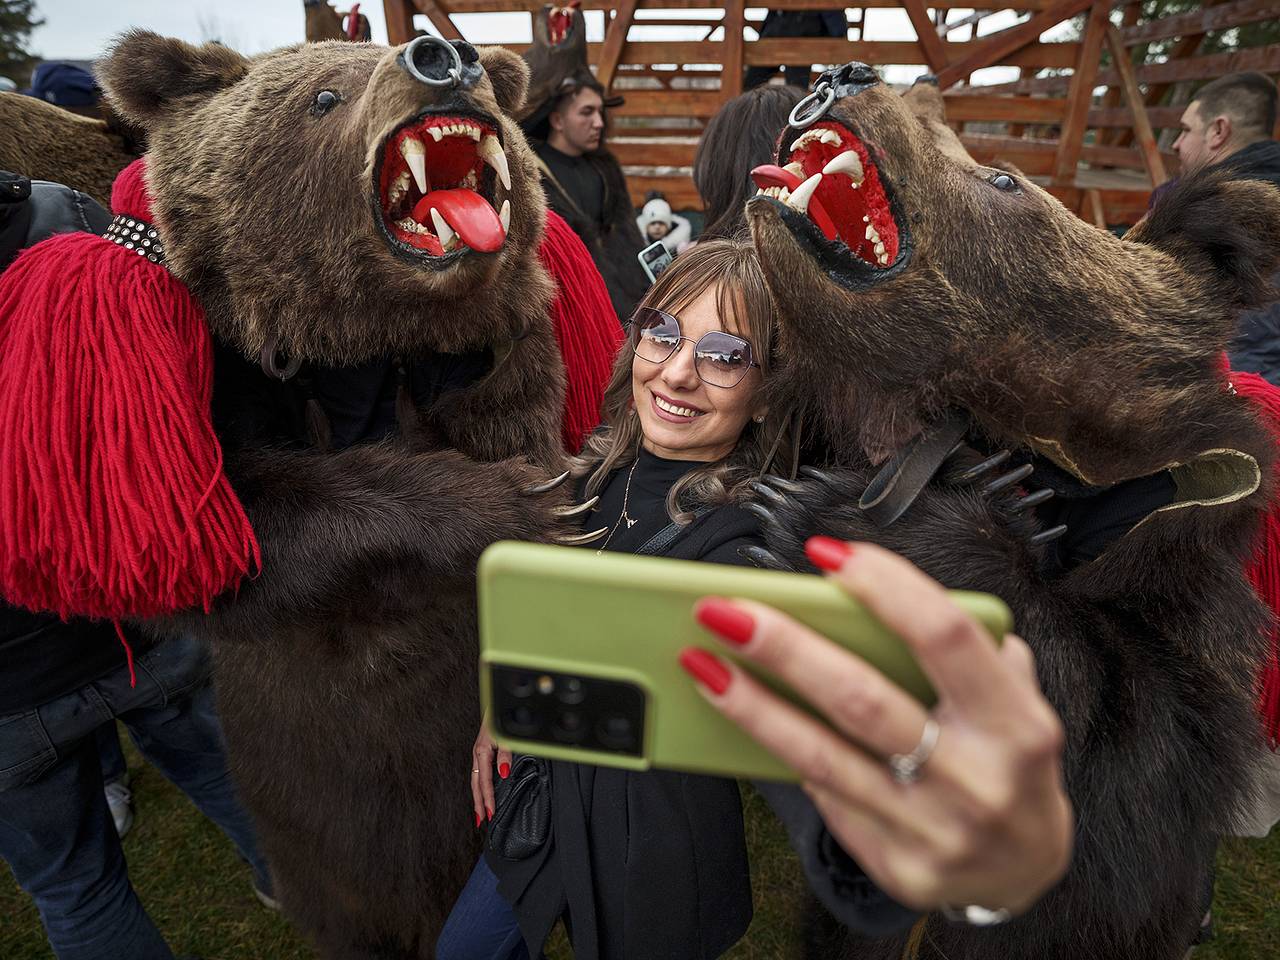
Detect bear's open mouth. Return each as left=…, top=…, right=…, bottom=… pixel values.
left=751, top=119, right=907, bottom=282
left=548, top=1, right=579, bottom=45
left=376, top=112, right=510, bottom=261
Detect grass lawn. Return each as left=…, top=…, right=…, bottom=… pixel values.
left=3, top=727, right=1278, bottom=959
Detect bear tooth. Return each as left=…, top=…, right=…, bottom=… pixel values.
left=874, top=241, right=886, bottom=255
left=865, top=225, right=877, bottom=240
left=478, top=135, right=511, bottom=191
left=819, top=130, right=842, bottom=146
left=783, top=161, right=804, bottom=178
left=877, top=252, right=889, bottom=265
left=400, top=136, right=428, bottom=193
left=462, top=170, right=479, bottom=191
left=428, top=207, right=455, bottom=247
left=467, top=125, right=482, bottom=141
left=428, top=127, right=444, bottom=142
left=388, top=170, right=411, bottom=204
left=499, top=199, right=510, bottom=233
left=822, top=150, right=863, bottom=182
left=786, top=173, right=822, bottom=214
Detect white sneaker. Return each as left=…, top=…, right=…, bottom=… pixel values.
left=104, top=777, right=134, bottom=839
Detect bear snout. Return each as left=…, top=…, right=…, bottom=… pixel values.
left=399, top=36, right=482, bottom=92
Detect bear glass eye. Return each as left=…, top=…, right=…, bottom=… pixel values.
left=990, top=172, right=1018, bottom=193
left=311, top=90, right=343, bottom=117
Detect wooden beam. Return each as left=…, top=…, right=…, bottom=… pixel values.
left=940, top=9, right=990, bottom=36
left=746, top=38, right=1081, bottom=69
left=597, top=0, right=642, bottom=93
left=1105, top=24, right=1166, bottom=186
left=935, top=0, right=1094, bottom=89
left=383, top=0, right=417, bottom=44
left=944, top=94, right=1068, bottom=123
left=721, top=0, right=745, bottom=102
left=902, top=0, right=952, bottom=73
left=1119, top=0, right=1278, bottom=46
left=1086, top=189, right=1107, bottom=228
left=411, top=0, right=463, bottom=40
left=442, top=0, right=1061, bottom=10
left=1096, top=1, right=1142, bottom=145
left=1089, top=105, right=1184, bottom=128
left=1052, top=0, right=1109, bottom=184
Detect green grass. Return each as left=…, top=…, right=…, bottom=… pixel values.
left=3, top=729, right=1277, bottom=959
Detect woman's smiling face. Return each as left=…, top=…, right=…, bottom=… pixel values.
left=632, top=285, right=765, bottom=462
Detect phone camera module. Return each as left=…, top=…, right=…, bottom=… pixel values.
left=505, top=671, right=536, bottom=698
left=597, top=714, right=635, bottom=750
left=553, top=709, right=587, bottom=743
left=557, top=677, right=586, bottom=705
left=503, top=705, right=539, bottom=736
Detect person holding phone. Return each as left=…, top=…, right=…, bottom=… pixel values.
left=437, top=239, right=1071, bottom=959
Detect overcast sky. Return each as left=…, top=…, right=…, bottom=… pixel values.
left=30, top=1, right=1025, bottom=83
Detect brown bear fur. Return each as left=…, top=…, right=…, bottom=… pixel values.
left=743, top=64, right=1280, bottom=959
left=100, top=31, right=575, bottom=958
left=0, top=92, right=142, bottom=207
left=303, top=0, right=373, bottom=43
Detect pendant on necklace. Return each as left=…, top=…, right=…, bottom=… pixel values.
left=626, top=517, right=638, bottom=528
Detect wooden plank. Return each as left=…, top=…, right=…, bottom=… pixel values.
left=1105, top=24, right=1166, bottom=186
left=935, top=0, right=1095, bottom=89
left=411, top=0, right=463, bottom=40
left=597, top=0, right=641, bottom=93
left=1095, top=1, right=1141, bottom=145
left=383, top=0, right=418, bottom=44
left=1089, top=105, right=1185, bottom=128
left=973, top=43, right=1280, bottom=95
left=940, top=9, right=991, bottom=36
left=1119, top=0, right=1278, bottom=46
left=902, top=0, right=952, bottom=72
left=1086, top=189, right=1107, bottom=228
left=746, top=38, right=1081, bottom=69
left=612, top=90, right=725, bottom=117
left=624, top=176, right=701, bottom=210
left=721, top=0, right=745, bottom=101
left=944, top=94, right=1069, bottom=123
left=1052, top=0, right=1109, bottom=184
left=444, top=0, right=1058, bottom=10
left=611, top=139, right=699, bottom=166
left=962, top=133, right=1179, bottom=172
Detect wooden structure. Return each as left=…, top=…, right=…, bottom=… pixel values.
left=384, top=0, right=1280, bottom=225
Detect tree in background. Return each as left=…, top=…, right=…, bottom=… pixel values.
left=0, top=0, right=42, bottom=87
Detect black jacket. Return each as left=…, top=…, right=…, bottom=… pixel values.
left=1220, top=141, right=1280, bottom=383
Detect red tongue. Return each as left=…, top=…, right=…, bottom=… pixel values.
left=412, top=189, right=505, bottom=253
left=750, top=164, right=837, bottom=241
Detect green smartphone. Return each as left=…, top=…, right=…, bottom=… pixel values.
left=478, top=541, right=1012, bottom=783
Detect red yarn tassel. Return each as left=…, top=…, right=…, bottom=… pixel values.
left=1232, top=370, right=1280, bottom=748
left=0, top=161, right=258, bottom=622
left=538, top=210, right=625, bottom=452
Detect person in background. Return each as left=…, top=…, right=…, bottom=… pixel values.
left=523, top=74, right=649, bottom=322
left=0, top=172, right=275, bottom=960
left=635, top=191, right=691, bottom=254
left=1163, top=72, right=1280, bottom=384
left=742, top=10, right=847, bottom=91
left=693, top=85, right=804, bottom=241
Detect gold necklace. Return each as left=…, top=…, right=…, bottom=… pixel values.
left=595, top=458, right=641, bottom=555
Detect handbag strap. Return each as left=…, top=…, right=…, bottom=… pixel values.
left=636, top=507, right=712, bottom=556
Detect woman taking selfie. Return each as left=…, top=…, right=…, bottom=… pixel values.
left=437, top=239, right=1072, bottom=960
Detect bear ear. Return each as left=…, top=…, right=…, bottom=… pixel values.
left=1126, top=168, right=1280, bottom=309
left=479, top=46, right=530, bottom=118
left=99, top=30, right=250, bottom=129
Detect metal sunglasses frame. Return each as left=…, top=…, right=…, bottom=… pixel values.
left=628, top=306, right=761, bottom=389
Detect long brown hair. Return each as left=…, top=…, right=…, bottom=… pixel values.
left=573, top=237, right=794, bottom=523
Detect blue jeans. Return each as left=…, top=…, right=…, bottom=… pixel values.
left=94, top=722, right=127, bottom=784
left=436, top=855, right=532, bottom=960
left=0, top=633, right=270, bottom=960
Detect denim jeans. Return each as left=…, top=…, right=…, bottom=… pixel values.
left=94, top=722, right=127, bottom=785
left=0, top=633, right=270, bottom=960
left=436, top=855, right=533, bottom=960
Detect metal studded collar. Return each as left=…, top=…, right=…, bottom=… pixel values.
left=103, top=215, right=166, bottom=265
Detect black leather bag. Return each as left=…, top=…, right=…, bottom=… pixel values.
left=486, top=754, right=551, bottom=860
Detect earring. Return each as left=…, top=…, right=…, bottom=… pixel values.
left=753, top=414, right=766, bottom=423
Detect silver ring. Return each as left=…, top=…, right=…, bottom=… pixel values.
left=888, top=717, right=939, bottom=784
left=403, top=35, right=463, bottom=88
left=472, top=768, right=480, bottom=774
left=788, top=81, right=836, bottom=129
left=941, top=903, right=1013, bottom=926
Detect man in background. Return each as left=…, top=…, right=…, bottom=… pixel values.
left=1166, top=71, right=1280, bottom=384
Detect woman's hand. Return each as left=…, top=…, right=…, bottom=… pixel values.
left=681, top=538, right=1073, bottom=916
left=470, top=712, right=513, bottom=828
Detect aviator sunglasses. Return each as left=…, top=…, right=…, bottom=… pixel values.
left=629, top=306, right=761, bottom=389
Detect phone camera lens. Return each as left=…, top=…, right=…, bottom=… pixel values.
left=505, top=671, right=535, bottom=698
left=597, top=714, right=635, bottom=750
left=503, top=705, right=538, bottom=736
left=553, top=710, right=587, bottom=743
left=557, top=677, right=586, bottom=705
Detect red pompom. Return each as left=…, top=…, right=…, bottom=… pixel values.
left=538, top=210, right=624, bottom=452
left=110, top=157, right=155, bottom=223
left=0, top=162, right=258, bottom=620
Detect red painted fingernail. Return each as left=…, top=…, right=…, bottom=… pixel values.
left=486, top=805, right=494, bottom=821
left=695, top=597, right=755, bottom=646
left=679, top=647, right=732, bottom=695
left=806, top=536, right=854, bottom=572
left=499, top=762, right=510, bottom=780
left=474, top=811, right=481, bottom=828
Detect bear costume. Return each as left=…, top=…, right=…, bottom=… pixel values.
left=0, top=31, right=620, bottom=960
left=742, top=63, right=1280, bottom=959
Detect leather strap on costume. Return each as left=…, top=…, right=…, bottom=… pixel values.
left=103, top=214, right=166, bottom=265
left=858, top=411, right=971, bottom=528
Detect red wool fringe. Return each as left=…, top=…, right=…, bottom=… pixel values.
left=0, top=231, right=259, bottom=621
left=538, top=210, right=625, bottom=452
left=1232, top=370, right=1280, bottom=748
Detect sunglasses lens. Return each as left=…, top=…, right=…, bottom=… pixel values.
left=695, top=333, right=753, bottom=388
left=632, top=308, right=680, bottom=364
